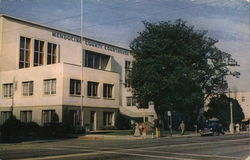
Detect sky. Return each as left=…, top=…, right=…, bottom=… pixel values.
left=0, top=0, right=249, bottom=92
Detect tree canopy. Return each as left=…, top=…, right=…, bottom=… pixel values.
left=204, top=94, right=245, bottom=126
left=130, top=20, right=236, bottom=123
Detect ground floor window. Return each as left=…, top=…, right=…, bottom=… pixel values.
left=69, top=110, right=80, bottom=126
left=0, top=111, right=12, bottom=124
left=20, top=111, right=32, bottom=123
left=126, top=97, right=137, bottom=106
left=42, top=110, right=56, bottom=124
left=103, top=112, right=114, bottom=126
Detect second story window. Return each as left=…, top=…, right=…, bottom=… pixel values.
left=2, top=83, right=13, bottom=98
left=87, top=81, right=99, bottom=97
left=22, top=81, right=33, bottom=96
left=47, top=43, right=57, bottom=65
left=126, top=97, right=137, bottom=106
left=44, top=79, right=56, bottom=95
left=85, top=51, right=110, bottom=70
left=125, top=61, right=132, bottom=88
left=34, top=40, right=44, bottom=66
left=19, top=37, right=31, bottom=69
left=103, top=84, right=113, bottom=99
left=70, top=79, right=81, bottom=96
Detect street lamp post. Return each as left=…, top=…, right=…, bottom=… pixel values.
left=229, top=89, right=234, bottom=134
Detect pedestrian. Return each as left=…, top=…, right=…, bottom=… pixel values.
left=142, top=122, right=148, bottom=138
left=179, top=121, right=185, bottom=135
left=235, top=123, right=240, bottom=133
left=134, top=122, right=141, bottom=137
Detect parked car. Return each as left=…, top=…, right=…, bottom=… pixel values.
left=199, top=120, right=225, bottom=136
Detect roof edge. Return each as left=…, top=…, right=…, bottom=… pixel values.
left=0, top=14, right=131, bottom=51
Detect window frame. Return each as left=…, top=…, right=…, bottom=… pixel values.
left=19, top=36, right=31, bottom=69
left=125, top=60, right=132, bottom=88
left=42, top=110, right=55, bottom=124
left=87, top=81, right=99, bottom=97
left=103, top=112, right=114, bottom=126
left=47, top=42, right=57, bottom=65
left=22, top=81, right=33, bottom=96
left=2, top=83, right=13, bottom=98
left=34, top=40, right=44, bottom=66
left=126, top=96, right=137, bottom=106
left=44, top=79, right=56, bottom=95
left=20, top=110, right=32, bottom=123
left=70, top=79, right=81, bottom=96
left=103, top=83, right=114, bottom=99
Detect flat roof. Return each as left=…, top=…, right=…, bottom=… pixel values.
left=0, top=14, right=131, bottom=52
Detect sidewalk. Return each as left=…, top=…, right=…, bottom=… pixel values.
left=78, top=130, right=249, bottom=140
left=78, top=131, right=197, bottom=140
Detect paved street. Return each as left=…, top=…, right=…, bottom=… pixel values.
left=0, top=133, right=249, bottom=160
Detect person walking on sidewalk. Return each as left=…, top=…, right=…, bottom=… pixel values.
left=179, top=121, right=185, bottom=135
left=134, top=122, right=141, bottom=137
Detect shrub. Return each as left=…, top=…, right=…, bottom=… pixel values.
left=0, top=115, right=21, bottom=136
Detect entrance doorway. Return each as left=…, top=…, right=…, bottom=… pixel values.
left=90, top=111, right=97, bottom=131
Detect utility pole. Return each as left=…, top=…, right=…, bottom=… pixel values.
left=229, top=89, right=234, bottom=134
left=168, top=111, right=172, bottom=136
left=80, top=0, right=84, bottom=130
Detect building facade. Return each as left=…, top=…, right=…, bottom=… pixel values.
left=0, top=15, right=155, bottom=130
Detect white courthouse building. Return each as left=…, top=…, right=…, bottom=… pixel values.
left=0, top=14, right=155, bottom=130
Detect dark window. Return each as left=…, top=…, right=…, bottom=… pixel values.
left=103, top=112, right=114, bottom=126
left=47, top=43, right=57, bottom=65
left=87, top=81, right=99, bottom=97
left=0, top=111, right=12, bottom=125
left=125, top=61, right=132, bottom=88
left=103, top=84, right=113, bottom=98
left=34, top=40, right=44, bottom=66
left=19, top=37, right=30, bottom=68
left=85, top=50, right=110, bottom=70
left=70, top=79, right=81, bottom=96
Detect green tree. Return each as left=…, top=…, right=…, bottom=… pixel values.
left=130, top=20, right=236, bottom=125
left=204, top=94, right=245, bottom=126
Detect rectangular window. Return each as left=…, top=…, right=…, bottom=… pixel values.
left=34, top=40, right=44, bottom=66
left=22, top=81, right=33, bottom=96
left=103, top=83, right=113, bottom=98
left=2, top=83, right=13, bottom=98
left=87, top=81, right=99, bottom=97
left=47, top=43, right=57, bottom=65
left=20, top=111, right=32, bottom=123
left=42, top=110, right=55, bottom=124
left=0, top=111, right=12, bottom=124
left=85, top=50, right=110, bottom=70
left=44, top=79, right=56, bottom=95
left=103, top=112, right=114, bottom=126
left=125, top=61, right=132, bottom=88
left=70, top=79, right=81, bottom=96
left=126, top=97, right=137, bottom=106
left=19, top=37, right=31, bottom=68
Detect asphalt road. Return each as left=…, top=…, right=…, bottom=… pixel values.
left=0, top=133, right=249, bottom=160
